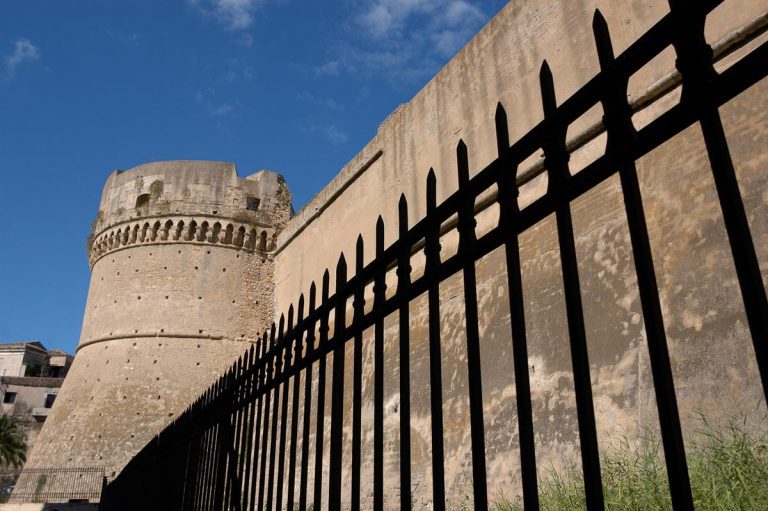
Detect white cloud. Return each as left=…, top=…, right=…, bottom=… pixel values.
left=323, top=0, right=489, bottom=84
left=314, top=60, right=340, bottom=76
left=4, top=38, right=39, bottom=79
left=304, top=125, right=349, bottom=145
left=195, top=91, right=233, bottom=116
left=297, top=92, right=343, bottom=110
left=188, top=0, right=264, bottom=31
left=105, top=29, right=141, bottom=45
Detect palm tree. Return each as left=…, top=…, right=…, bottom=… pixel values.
left=0, top=415, right=27, bottom=468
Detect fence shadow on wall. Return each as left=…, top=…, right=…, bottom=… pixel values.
left=101, top=0, right=768, bottom=509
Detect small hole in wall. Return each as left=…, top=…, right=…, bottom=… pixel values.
left=178, top=250, right=181, bottom=254
left=130, top=434, right=135, bottom=439
left=149, top=252, right=152, bottom=256
left=196, top=362, right=200, bottom=366
left=117, top=272, right=120, bottom=275
left=198, top=329, right=203, bottom=334
left=101, top=277, right=103, bottom=281
left=232, top=300, right=236, bottom=304
left=165, top=296, right=169, bottom=299
left=207, top=250, right=211, bottom=254
left=157, top=395, right=161, bottom=400
left=128, top=255, right=131, bottom=259
left=133, top=342, right=137, bottom=347
left=236, top=254, right=240, bottom=259
left=114, top=300, right=117, bottom=304
left=156, top=377, right=160, bottom=381
left=163, top=266, right=167, bottom=270
left=197, top=344, right=201, bottom=348
left=137, top=296, right=141, bottom=300
left=135, top=269, right=139, bottom=272
left=134, top=329, right=138, bottom=333
left=112, top=259, right=115, bottom=263
left=213, top=210, right=218, bottom=214
left=194, top=266, right=198, bottom=270
left=137, top=412, right=141, bottom=415
left=222, top=268, right=226, bottom=272
left=198, top=296, right=202, bottom=300
left=160, top=329, right=164, bottom=333
left=153, top=360, right=157, bottom=364
left=123, top=396, right=126, bottom=400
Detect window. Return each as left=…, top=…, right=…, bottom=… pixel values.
left=3, top=392, right=16, bottom=404
left=135, top=194, right=151, bottom=215
left=44, top=394, right=57, bottom=408
left=246, top=196, right=261, bottom=212
left=25, top=364, right=42, bottom=377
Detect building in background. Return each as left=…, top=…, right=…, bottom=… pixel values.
left=0, top=342, right=73, bottom=498
left=0, top=342, right=73, bottom=420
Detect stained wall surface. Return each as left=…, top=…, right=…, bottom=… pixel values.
left=21, top=161, right=292, bottom=482
left=273, top=0, right=768, bottom=507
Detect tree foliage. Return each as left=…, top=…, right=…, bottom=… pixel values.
left=0, top=415, right=27, bottom=469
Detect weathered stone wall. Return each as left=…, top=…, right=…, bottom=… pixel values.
left=20, top=161, right=292, bottom=482
left=274, top=0, right=768, bottom=507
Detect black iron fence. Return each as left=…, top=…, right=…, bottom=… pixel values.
left=10, top=467, right=104, bottom=503
left=101, top=0, right=768, bottom=509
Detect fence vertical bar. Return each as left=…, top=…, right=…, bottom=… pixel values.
left=241, top=342, right=259, bottom=510
left=313, top=271, right=331, bottom=511
left=540, top=61, right=604, bottom=510
left=669, top=0, right=768, bottom=399
left=495, top=103, right=540, bottom=510
left=397, top=194, right=413, bottom=511
left=351, top=236, right=365, bottom=511
left=287, top=295, right=305, bottom=511
left=593, top=10, right=694, bottom=510
left=258, top=324, right=277, bottom=511
left=266, top=315, right=286, bottom=511
left=373, top=216, right=386, bottom=511
left=329, top=254, right=348, bottom=511
left=425, top=169, right=446, bottom=511
left=276, top=306, right=295, bottom=510
left=456, top=140, right=489, bottom=510
left=299, top=283, right=317, bottom=511
left=249, top=334, right=269, bottom=511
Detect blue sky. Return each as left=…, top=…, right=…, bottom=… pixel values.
left=0, top=0, right=506, bottom=353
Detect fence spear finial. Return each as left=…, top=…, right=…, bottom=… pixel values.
left=592, top=10, right=614, bottom=67
left=495, top=102, right=509, bottom=156
left=539, top=60, right=557, bottom=115
left=427, top=168, right=437, bottom=212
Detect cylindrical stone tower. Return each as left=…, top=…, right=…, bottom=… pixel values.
left=21, top=160, right=291, bottom=482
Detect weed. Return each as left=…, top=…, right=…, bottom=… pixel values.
left=493, top=415, right=768, bottom=511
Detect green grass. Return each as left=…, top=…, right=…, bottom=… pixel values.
left=494, top=416, right=768, bottom=511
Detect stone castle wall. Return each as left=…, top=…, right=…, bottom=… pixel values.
left=273, top=0, right=768, bottom=507
left=21, top=161, right=292, bottom=481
